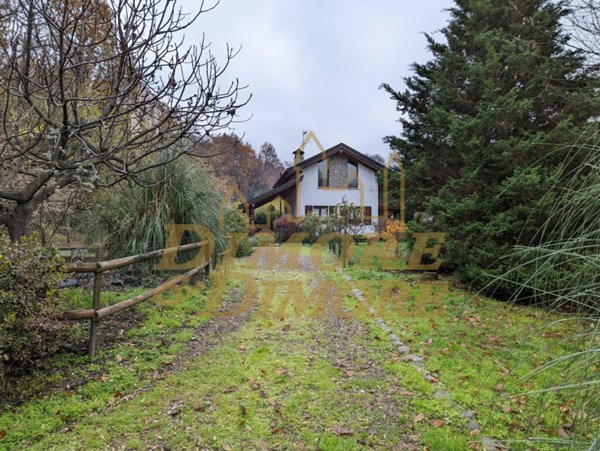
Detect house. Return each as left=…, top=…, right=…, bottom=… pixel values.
left=247, top=143, right=386, bottom=234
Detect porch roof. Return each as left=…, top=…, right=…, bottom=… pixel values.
left=247, top=176, right=299, bottom=210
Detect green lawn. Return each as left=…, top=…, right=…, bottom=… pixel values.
left=0, top=245, right=587, bottom=450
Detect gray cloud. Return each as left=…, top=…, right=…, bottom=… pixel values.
left=182, top=0, right=453, bottom=161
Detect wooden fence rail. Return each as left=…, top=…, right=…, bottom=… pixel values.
left=62, top=239, right=231, bottom=356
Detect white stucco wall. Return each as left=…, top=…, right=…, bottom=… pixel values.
left=296, top=162, right=379, bottom=232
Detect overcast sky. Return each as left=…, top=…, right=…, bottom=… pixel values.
left=180, top=0, right=454, bottom=162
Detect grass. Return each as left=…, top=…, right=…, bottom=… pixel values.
left=344, top=266, right=591, bottom=447
left=0, top=280, right=210, bottom=449
left=0, top=245, right=588, bottom=449
left=347, top=241, right=407, bottom=271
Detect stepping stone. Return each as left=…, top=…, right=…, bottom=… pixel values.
left=461, top=409, right=476, bottom=420
left=480, top=437, right=507, bottom=450
left=412, top=361, right=426, bottom=369
left=402, top=354, right=424, bottom=363
left=368, top=307, right=376, bottom=314
left=467, top=421, right=480, bottom=433
left=433, top=390, right=451, bottom=399
left=424, top=374, right=438, bottom=383
left=389, top=334, right=400, bottom=341
left=396, top=345, right=410, bottom=354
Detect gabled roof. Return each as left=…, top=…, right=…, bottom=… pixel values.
left=273, top=143, right=385, bottom=188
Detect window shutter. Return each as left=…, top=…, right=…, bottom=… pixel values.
left=305, top=205, right=313, bottom=215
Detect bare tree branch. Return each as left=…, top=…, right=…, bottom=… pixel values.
left=0, top=0, right=250, bottom=240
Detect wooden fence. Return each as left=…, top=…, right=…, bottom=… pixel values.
left=62, top=240, right=232, bottom=356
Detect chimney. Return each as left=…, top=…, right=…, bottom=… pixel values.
left=293, top=148, right=304, bottom=165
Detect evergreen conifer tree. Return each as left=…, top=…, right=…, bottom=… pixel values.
left=383, top=0, right=596, bottom=294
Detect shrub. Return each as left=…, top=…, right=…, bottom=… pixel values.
left=75, top=152, right=243, bottom=261
left=273, top=216, right=298, bottom=244
left=253, top=209, right=282, bottom=227
left=254, top=230, right=276, bottom=246
left=0, top=232, right=80, bottom=388
left=236, top=236, right=258, bottom=257
left=298, top=213, right=321, bottom=244
left=224, top=206, right=249, bottom=235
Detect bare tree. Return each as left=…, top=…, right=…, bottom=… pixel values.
left=566, top=0, right=600, bottom=69
left=0, top=0, right=248, bottom=240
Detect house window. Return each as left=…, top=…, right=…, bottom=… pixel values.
left=314, top=206, right=329, bottom=217
left=318, top=160, right=329, bottom=188
left=364, top=206, right=372, bottom=225
left=348, top=162, right=358, bottom=188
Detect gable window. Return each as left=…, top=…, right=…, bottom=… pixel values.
left=318, top=160, right=329, bottom=188
left=347, top=162, right=358, bottom=188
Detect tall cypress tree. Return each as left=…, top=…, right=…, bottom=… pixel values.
left=383, top=0, right=596, bottom=295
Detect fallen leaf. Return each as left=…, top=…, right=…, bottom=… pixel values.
left=469, top=428, right=480, bottom=436
left=193, top=402, right=208, bottom=411
left=223, top=444, right=231, bottom=451
left=240, top=405, right=247, bottom=416
left=414, top=413, right=425, bottom=423
left=557, top=427, right=569, bottom=439
left=239, top=343, right=246, bottom=350
left=116, top=354, right=124, bottom=363
left=275, top=367, right=287, bottom=375
left=495, top=384, right=504, bottom=393
left=271, top=425, right=284, bottom=435
left=167, top=402, right=182, bottom=416
left=502, top=405, right=511, bottom=413
left=114, top=390, right=123, bottom=398
left=0, top=430, right=6, bottom=439
left=99, top=374, right=109, bottom=382
left=332, top=425, right=354, bottom=436
left=430, top=419, right=444, bottom=428
left=346, top=370, right=354, bottom=377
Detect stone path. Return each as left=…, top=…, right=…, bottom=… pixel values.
left=343, top=270, right=505, bottom=451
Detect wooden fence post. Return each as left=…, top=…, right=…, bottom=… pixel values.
left=89, top=246, right=103, bottom=356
